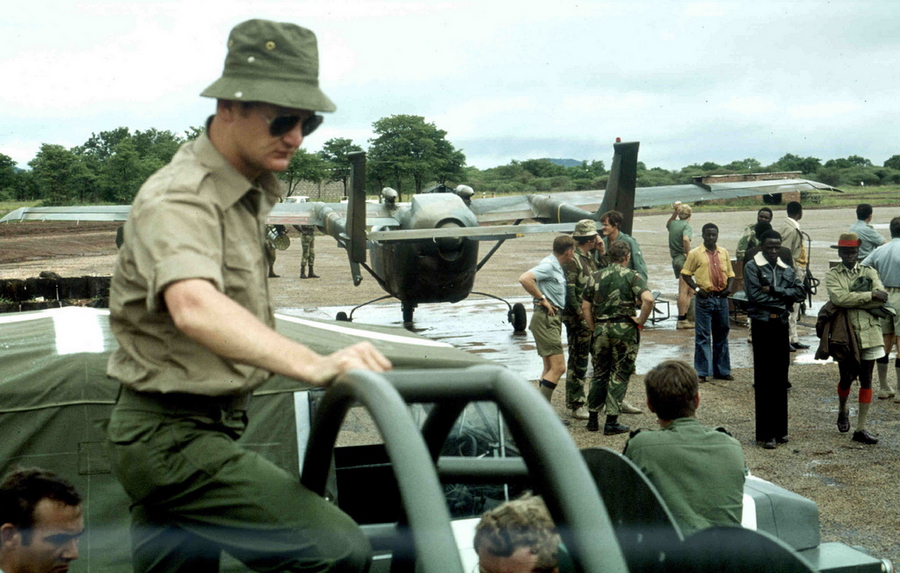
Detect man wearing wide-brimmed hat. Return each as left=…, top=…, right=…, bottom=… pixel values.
left=561, top=219, right=603, bottom=420
left=106, top=20, right=389, bottom=572
left=823, top=232, right=888, bottom=445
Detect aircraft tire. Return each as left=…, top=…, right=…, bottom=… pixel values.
left=510, top=303, right=527, bottom=332
left=336, top=311, right=350, bottom=322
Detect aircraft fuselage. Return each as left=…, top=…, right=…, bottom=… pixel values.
left=370, top=194, right=480, bottom=304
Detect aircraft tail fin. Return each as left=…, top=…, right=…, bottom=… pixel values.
left=347, top=152, right=368, bottom=265
left=598, top=141, right=640, bottom=235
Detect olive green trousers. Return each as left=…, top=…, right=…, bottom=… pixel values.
left=106, top=389, right=371, bottom=573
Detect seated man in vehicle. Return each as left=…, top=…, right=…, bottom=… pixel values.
left=623, top=360, right=745, bottom=535
left=474, top=493, right=568, bottom=573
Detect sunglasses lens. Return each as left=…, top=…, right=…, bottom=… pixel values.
left=302, top=115, right=323, bottom=137
left=269, top=115, right=302, bottom=137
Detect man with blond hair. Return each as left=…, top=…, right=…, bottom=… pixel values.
left=474, top=494, right=562, bottom=573
left=667, top=202, right=694, bottom=329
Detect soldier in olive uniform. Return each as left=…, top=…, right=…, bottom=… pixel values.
left=581, top=240, right=654, bottom=434
left=295, top=224, right=318, bottom=278
left=562, top=219, right=604, bottom=420
left=624, top=360, right=745, bottom=535
left=105, top=20, right=390, bottom=573
left=264, top=224, right=288, bottom=277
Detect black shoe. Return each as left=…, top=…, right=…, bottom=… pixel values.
left=586, top=415, right=599, bottom=432
left=852, top=429, right=878, bottom=444
left=788, top=345, right=796, bottom=353
left=714, top=374, right=735, bottom=381
left=603, top=421, right=630, bottom=435
left=762, top=439, right=777, bottom=449
left=698, top=376, right=708, bottom=383
left=559, top=417, right=570, bottom=426
left=776, top=435, right=789, bottom=444
left=791, top=342, right=810, bottom=350
left=837, top=411, right=850, bottom=433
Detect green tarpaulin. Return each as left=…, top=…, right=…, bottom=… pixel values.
left=0, top=307, right=490, bottom=572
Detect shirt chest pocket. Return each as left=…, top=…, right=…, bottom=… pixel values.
left=222, top=225, right=266, bottom=304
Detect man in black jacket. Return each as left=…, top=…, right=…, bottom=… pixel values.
left=743, top=230, right=807, bottom=449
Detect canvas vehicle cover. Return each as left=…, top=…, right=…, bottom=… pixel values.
left=0, top=307, right=490, bottom=573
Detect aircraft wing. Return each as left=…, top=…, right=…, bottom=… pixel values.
left=368, top=222, right=577, bottom=242
left=1, top=206, right=132, bottom=223
left=0, top=202, right=402, bottom=228
left=468, top=178, right=840, bottom=224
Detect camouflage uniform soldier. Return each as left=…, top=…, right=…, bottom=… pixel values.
left=562, top=220, right=605, bottom=420
left=735, top=208, right=773, bottom=261
left=295, top=224, right=318, bottom=278
left=265, top=224, right=288, bottom=278
left=581, top=240, right=654, bottom=435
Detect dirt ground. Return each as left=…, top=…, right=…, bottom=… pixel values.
left=1, top=207, right=899, bottom=562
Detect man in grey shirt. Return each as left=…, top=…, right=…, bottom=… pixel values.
left=851, top=203, right=885, bottom=260
left=862, top=216, right=900, bottom=401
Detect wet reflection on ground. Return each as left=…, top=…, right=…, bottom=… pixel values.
left=280, top=296, right=825, bottom=378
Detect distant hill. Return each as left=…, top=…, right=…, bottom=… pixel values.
left=545, top=158, right=583, bottom=168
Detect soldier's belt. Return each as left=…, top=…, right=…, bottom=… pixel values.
left=594, top=316, right=635, bottom=323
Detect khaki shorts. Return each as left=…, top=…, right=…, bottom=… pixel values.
left=672, top=254, right=686, bottom=279
left=529, top=306, right=564, bottom=357
left=881, top=288, right=900, bottom=335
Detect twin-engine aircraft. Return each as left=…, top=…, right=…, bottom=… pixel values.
left=1, top=141, right=839, bottom=329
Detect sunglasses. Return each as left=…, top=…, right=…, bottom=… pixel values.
left=265, top=113, right=324, bottom=138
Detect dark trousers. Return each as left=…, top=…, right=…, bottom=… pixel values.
left=751, top=318, right=790, bottom=441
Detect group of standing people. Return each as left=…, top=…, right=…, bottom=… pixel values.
left=520, top=212, right=652, bottom=435
left=525, top=198, right=897, bottom=453
left=264, top=223, right=319, bottom=279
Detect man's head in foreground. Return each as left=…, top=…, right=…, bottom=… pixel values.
left=644, top=360, right=700, bottom=423
left=0, top=468, right=83, bottom=573
left=474, top=494, right=559, bottom=573
left=200, top=19, right=333, bottom=178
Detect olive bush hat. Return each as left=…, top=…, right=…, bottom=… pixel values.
left=201, top=19, right=336, bottom=112
left=573, top=219, right=599, bottom=237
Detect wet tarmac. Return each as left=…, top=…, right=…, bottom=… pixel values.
left=280, top=295, right=827, bottom=378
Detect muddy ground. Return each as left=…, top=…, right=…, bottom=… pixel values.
left=1, top=207, right=899, bottom=562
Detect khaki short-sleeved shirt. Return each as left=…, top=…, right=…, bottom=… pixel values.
left=107, top=130, right=284, bottom=395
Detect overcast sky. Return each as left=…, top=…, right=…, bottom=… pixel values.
left=2, top=0, right=898, bottom=172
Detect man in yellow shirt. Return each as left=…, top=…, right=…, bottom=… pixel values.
left=681, top=223, right=735, bottom=382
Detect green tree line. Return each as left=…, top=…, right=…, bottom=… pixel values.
left=3, top=115, right=900, bottom=206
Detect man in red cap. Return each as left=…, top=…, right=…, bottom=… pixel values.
left=823, top=232, right=888, bottom=444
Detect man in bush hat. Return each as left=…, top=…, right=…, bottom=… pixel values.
left=106, top=19, right=389, bottom=572
left=562, top=219, right=604, bottom=421
left=823, top=232, right=888, bottom=445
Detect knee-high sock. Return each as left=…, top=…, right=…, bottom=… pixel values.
left=876, top=359, right=890, bottom=393
left=857, top=388, right=873, bottom=431
left=539, top=379, right=556, bottom=402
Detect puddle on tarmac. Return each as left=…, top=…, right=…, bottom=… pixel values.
left=280, top=296, right=828, bottom=380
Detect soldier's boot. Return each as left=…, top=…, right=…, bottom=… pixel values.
left=308, top=266, right=320, bottom=278
left=586, top=411, right=599, bottom=432
left=603, top=415, right=630, bottom=436
left=876, top=356, right=893, bottom=398
left=300, top=266, right=307, bottom=279
left=268, top=264, right=279, bottom=278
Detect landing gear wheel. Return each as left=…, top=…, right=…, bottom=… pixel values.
left=402, top=303, right=415, bottom=324
left=510, top=302, right=527, bottom=332
left=336, top=311, right=350, bottom=322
